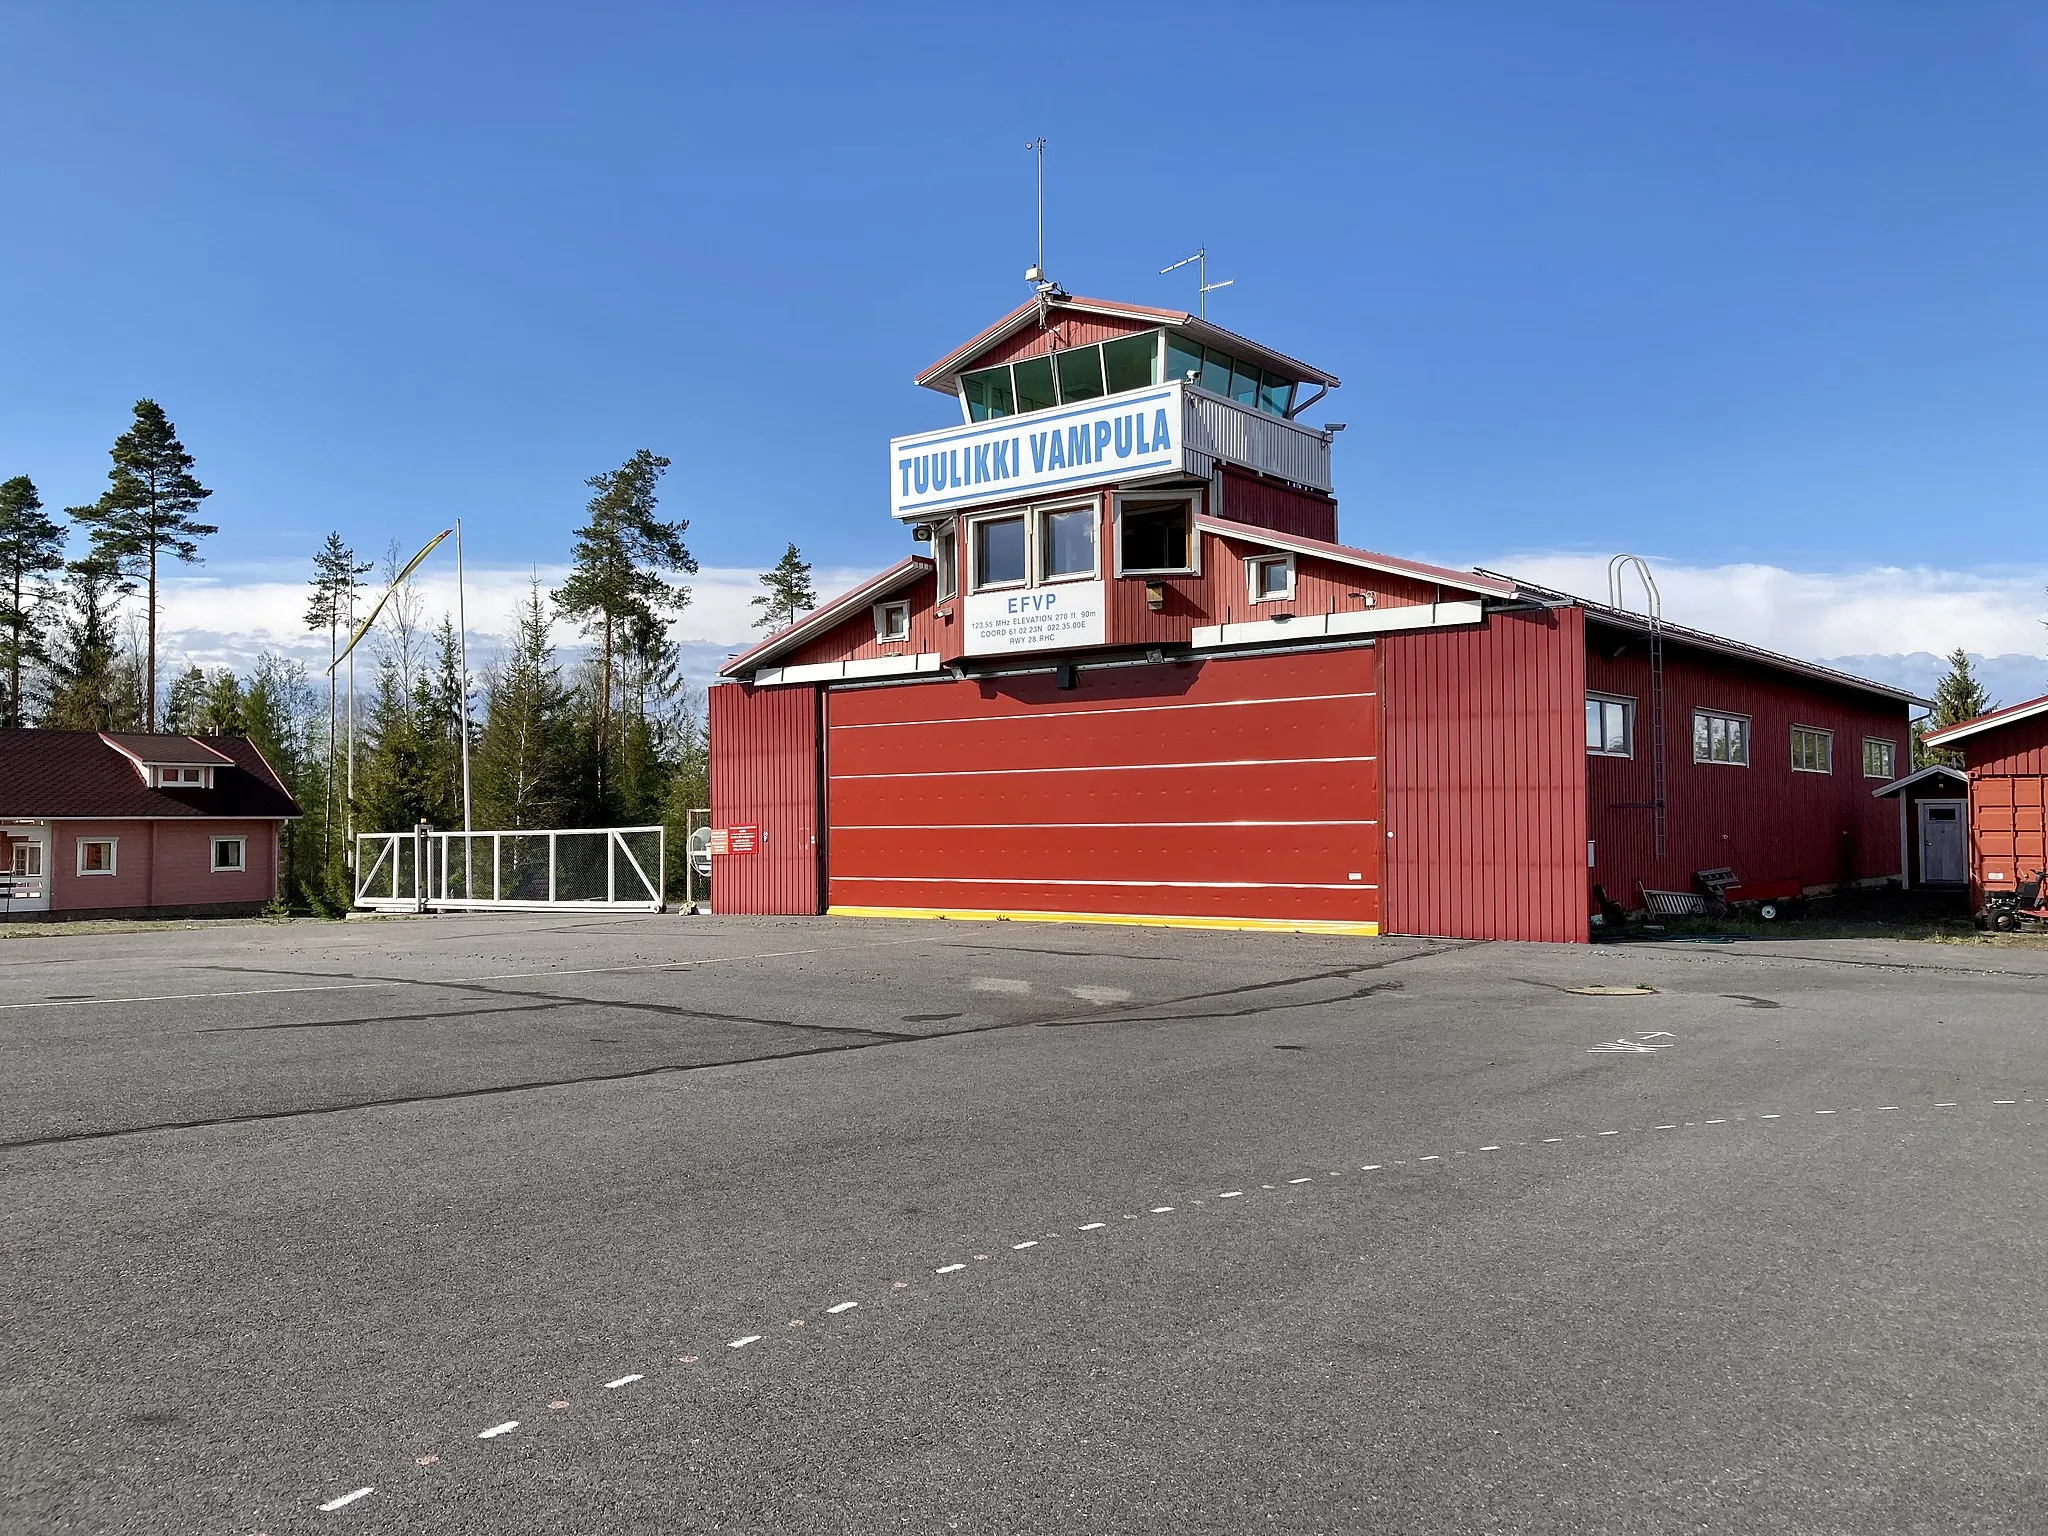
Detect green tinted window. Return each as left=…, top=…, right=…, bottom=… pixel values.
left=1258, top=371, right=1294, bottom=418
left=1055, top=346, right=1105, bottom=404
left=1101, top=333, right=1159, bottom=394
left=1011, top=355, right=1057, bottom=413
left=1198, top=347, right=1234, bottom=396
left=1165, top=334, right=1204, bottom=386
left=1228, top=360, right=1262, bottom=406
left=962, top=366, right=1015, bottom=422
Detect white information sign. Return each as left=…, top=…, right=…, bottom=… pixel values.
left=890, top=383, right=1186, bottom=520
left=964, top=580, right=1106, bottom=656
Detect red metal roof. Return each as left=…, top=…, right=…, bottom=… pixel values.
left=1922, top=691, right=2048, bottom=748
left=0, top=730, right=301, bottom=819
left=1196, top=515, right=1518, bottom=598
left=914, top=294, right=1341, bottom=395
left=718, top=558, right=933, bottom=678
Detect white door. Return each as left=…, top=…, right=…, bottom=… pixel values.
left=5, top=839, right=50, bottom=912
left=1919, top=802, right=1967, bottom=885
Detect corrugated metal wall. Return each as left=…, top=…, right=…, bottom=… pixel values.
left=1965, top=712, right=2048, bottom=896
left=1585, top=630, right=1909, bottom=902
left=1381, top=607, right=1589, bottom=942
left=708, top=682, right=824, bottom=915
left=1216, top=468, right=1339, bottom=542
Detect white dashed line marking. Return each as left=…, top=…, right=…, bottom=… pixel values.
left=320, top=1487, right=375, bottom=1511
left=1814, top=1109, right=1837, bottom=1115
left=1289, top=1176, right=1313, bottom=1183
left=1759, top=1114, right=1781, bottom=1119
left=936, top=1263, right=965, bottom=1273
left=1937, top=1102, right=1958, bottom=1107
left=827, top=1301, right=858, bottom=1314
left=1542, top=1137, right=1563, bottom=1143
left=1068, top=984, right=1132, bottom=1005
left=1080, top=1221, right=1107, bottom=1229
left=1012, top=1240, right=1037, bottom=1249
left=1219, top=1191, right=1242, bottom=1198
left=1360, top=1164, right=1381, bottom=1171
left=603, top=1375, right=642, bottom=1390
left=1993, top=1100, right=2017, bottom=1105
left=1706, top=1119, right=1726, bottom=1125
left=728, top=1336, right=761, bottom=1349
left=1479, top=1145, right=1500, bottom=1151
left=477, top=1422, right=519, bottom=1439
left=1877, top=1106, right=1899, bottom=1112
left=969, top=977, right=1032, bottom=994
left=1599, top=1130, right=1620, bottom=1135
left=1417, top=1156, right=1440, bottom=1162
left=1150, top=1206, right=1174, bottom=1213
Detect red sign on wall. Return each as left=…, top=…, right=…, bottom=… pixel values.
left=726, top=824, right=761, bottom=856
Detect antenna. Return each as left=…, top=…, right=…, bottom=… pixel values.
left=1160, top=246, right=1234, bottom=318
left=1024, top=137, right=1051, bottom=290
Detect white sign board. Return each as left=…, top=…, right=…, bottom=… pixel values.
left=890, top=383, right=1185, bottom=520
left=964, top=581, right=1106, bottom=656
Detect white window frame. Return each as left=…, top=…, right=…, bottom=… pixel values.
left=11, top=841, right=43, bottom=878
left=872, top=600, right=911, bottom=644
left=154, top=765, right=209, bottom=788
left=1112, top=490, right=1203, bottom=578
left=966, top=499, right=1100, bottom=595
left=1692, top=709, right=1751, bottom=767
left=1862, top=737, right=1897, bottom=780
left=1585, top=693, right=1635, bottom=758
left=77, top=837, right=118, bottom=876
left=211, top=835, right=247, bottom=873
left=1791, top=725, right=1834, bottom=775
left=1247, top=553, right=1295, bottom=604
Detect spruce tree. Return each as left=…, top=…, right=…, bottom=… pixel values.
left=751, top=543, right=817, bottom=631
left=474, top=582, right=577, bottom=831
left=304, top=533, right=372, bottom=862
left=41, top=556, right=138, bottom=730
left=1916, top=648, right=1993, bottom=768
left=163, top=665, right=209, bottom=732
left=551, top=450, right=695, bottom=812
left=0, top=476, right=67, bottom=728
left=76, top=400, right=216, bottom=729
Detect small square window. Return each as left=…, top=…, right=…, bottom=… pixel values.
left=1863, top=738, right=1897, bottom=780
left=212, top=836, right=246, bottom=872
left=873, top=601, right=911, bottom=643
left=1118, top=497, right=1194, bottom=574
left=1693, top=710, right=1750, bottom=766
left=1586, top=695, right=1634, bottom=757
left=77, top=838, right=117, bottom=875
left=1791, top=727, right=1833, bottom=775
left=1248, top=554, right=1294, bottom=603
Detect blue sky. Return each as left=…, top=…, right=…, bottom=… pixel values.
left=2, top=2, right=2045, bottom=681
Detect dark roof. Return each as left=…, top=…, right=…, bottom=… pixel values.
left=0, top=730, right=302, bottom=820
left=102, top=732, right=235, bottom=766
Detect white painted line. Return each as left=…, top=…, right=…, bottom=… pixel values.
left=1219, top=1191, right=1242, bottom=1199
left=1080, top=1221, right=1107, bottom=1229
left=827, top=1301, right=858, bottom=1314
left=1542, top=1137, right=1563, bottom=1143
left=1759, top=1114, right=1781, bottom=1119
left=603, top=1374, right=643, bottom=1389
left=1150, top=1206, right=1174, bottom=1213
left=478, top=1422, right=519, bottom=1439
left=1599, top=1130, right=1619, bottom=1136
left=1877, top=1106, right=1899, bottom=1111
left=970, top=977, right=1032, bottom=994
left=1360, top=1164, right=1381, bottom=1171
left=1068, top=984, right=1132, bottom=1005
left=1289, top=1176, right=1313, bottom=1183
left=1937, top=1102, right=1958, bottom=1107
left=1993, top=1100, right=2018, bottom=1105
left=1705, top=1119, right=1726, bottom=1125
left=1656, top=1124, right=1676, bottom=1129
left=1418, top=1156, right=1440, bottom=1162
left=1012, top=1240, right=1038, bottom=1249
left=728, top=1335, right=761, bottom=1349
left=1478, top=1145, right=1500, bottom=1151
left=936, top=1263, right=965, bottom=1273
left=320, top=1487, right=375, bottom=1511
left=1814, top=1109, right=1837, bottom=1115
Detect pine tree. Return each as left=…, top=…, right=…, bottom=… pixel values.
left=40, top=556, right=143, bottom=730
left=551, top=450, right=695, bottom=813
left=1916, top=648, right=1993, bottom=768
left=76, top=400, right=215, bottom=730
left=304, top=533, right=372, bottom=864
left=751, top=543, right=817, bottom=631
left=0, top=476, right=67, bottom=728
left=163, top=665, right=209, bottom=732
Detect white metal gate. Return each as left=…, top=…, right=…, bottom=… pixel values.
left=354, top=825, right=666, bottom=913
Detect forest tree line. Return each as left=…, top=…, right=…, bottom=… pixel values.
left=1, top=406, right=710, bottom=910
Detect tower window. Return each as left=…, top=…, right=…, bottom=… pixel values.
left=1117, top=496, right=1196, bottom=574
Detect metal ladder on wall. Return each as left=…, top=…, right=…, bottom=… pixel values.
left=1608, top=555, right=1667, bottom=860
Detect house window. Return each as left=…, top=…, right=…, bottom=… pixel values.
left=1791, top=726, right=1834, bottom=775
left=1247, top=554, right=1294, bottom=603
left=156, top=765, right=206, bottom=787
left=212, top=836, right=247, bottom=872
left=973, top=515, right=1028, bottom=589
left=873, top=601, right=911, bottom=643
left=1039, top=506, right=1097, bottom=581
left=1863, top=738, right=1897, bottom=780
left=10, top=842, right=42, bottom=878
left=933, top=523, right=957, bottom=601
left=1693, top=710, right=1750, bottom=766
left=77, top=838, right=117, bottom=875
left=1586, top=694, right=1634, bottom=757
left=1116, top=495, right=1197, bottom=575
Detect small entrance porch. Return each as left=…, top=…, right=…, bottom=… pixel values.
left=1872, top=765, right=1970, bottom=888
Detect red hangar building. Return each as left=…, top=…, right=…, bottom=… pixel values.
left=709, top=291, right=1919, bottom=943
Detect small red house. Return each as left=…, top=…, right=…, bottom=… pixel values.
left=1922, top=693, right=2048, bottom=909
left=0, top=730, right=301, bottom=921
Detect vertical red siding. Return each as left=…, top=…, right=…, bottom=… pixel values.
left=708, top=683, right=824, bottom=915
left=1962, top=712, right=2048, bottom=899
left=1381, top=608, right=1589, bottom=942
left=1584, top=630, right=1909, bottom=903
left=963, top=312, right=1160, bottom=371
left=1216, top=467, right=1339, bottom=541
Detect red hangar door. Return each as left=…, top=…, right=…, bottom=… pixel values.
left=824, top=649, right=1381, bottom=934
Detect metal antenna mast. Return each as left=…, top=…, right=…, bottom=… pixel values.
left=1608, top=554, right=1667, bottom=860
left=1160, top=247, right=1234, bottom=318
left=1025, top=137, right=1048, bottom=287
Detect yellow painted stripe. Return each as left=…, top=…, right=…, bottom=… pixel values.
left=827, top=905, right=1379, bottom=938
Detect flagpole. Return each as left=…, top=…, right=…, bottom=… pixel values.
left=456, top=519, right=473, bottom=894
